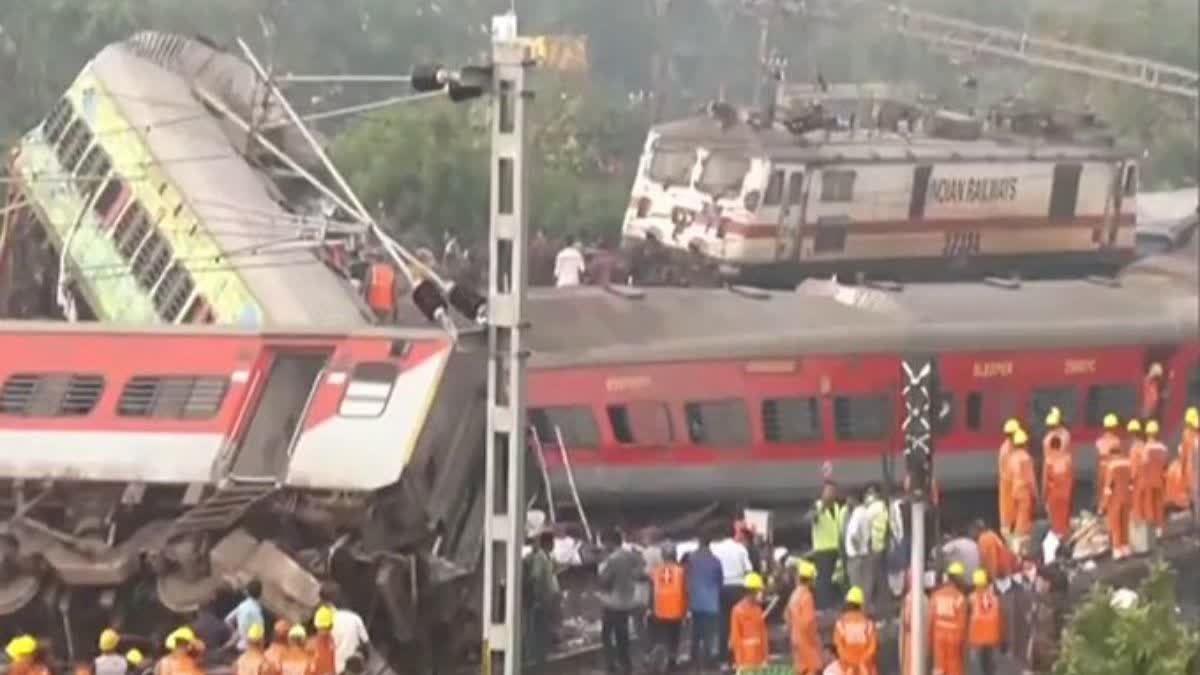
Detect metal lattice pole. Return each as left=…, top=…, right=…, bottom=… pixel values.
left=481, top=13, right=531, bottom=675
left=901, top=356, right=935, bottom=675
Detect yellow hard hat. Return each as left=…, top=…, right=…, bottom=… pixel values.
left=973, top=569, right=988, bottom=588
left=796, top=559, right=817, bottom=579
left=1003, top=418, right=1021, bottom=435
left=165, top=626, right=195, bottom=650
left=314, top=605, right=335, bottom=630
left=1187, top=407, right=1199, bottom=428
left=288, top=624, right=307, bottom=641
left=846, top=586, right=865, bottom=605
left=1012, top=429, right=1029, bottom=447
left=743, top=572, right=765, bottom=591
left=247, top=623, right=265, bottom=643
left=1103, top=413, right=1119, bottom=429
left=947, top=561, right=965, bottom=577
left=1146, top=420, right=1160, bottom=436
left=126, top=649, right=145, bottom=667
left=99, top=628, right=120, bottom=652
left=1127, top=419, right=1142, bottom=433
left=5, top=635, right=37, bottom=659
left=1045, top=407, right=1062, bottom=427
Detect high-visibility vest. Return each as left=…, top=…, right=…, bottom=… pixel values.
left=812, top=501, right=846, bottom=552
left=869, top=502, right=890, bottom=553
left=930, top=584, right=968, bottom=643
left=968, top=589, right=1004, bottom=647
left=366, top=263, right=396, bottom=313
left=834, top=609, right=877, bottom=666
left=652, top=562, right=686, bottom=620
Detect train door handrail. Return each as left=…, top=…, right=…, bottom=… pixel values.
left=528, top=425, right=557, bottom=523
left=554, top=425, right=595, bottom=544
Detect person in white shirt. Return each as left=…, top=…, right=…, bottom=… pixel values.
left=711, top=528, right=754, bottom=665
left=553, top=236, right=586, bottom=288
left=331, top=606, right=370, bottom=674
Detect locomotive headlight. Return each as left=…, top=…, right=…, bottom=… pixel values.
left=743, top=190, right=761, bottom=212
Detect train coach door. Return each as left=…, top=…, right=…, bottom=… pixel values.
left=780, top=170, right=807, bottom=259
left=227, top=349, right=331, bottom=482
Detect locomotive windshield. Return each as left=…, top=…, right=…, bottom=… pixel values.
left=696, top=153, right=751, bottom=197
left=647, top=147, right=696, bottom=187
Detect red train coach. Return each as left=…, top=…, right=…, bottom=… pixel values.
left=524, top=245, right=1200, bottom=505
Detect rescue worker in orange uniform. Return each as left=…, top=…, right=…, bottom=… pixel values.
left=930, top=561, right=969, bottom=675
left=5, top=635, right=40, bottom=675
left=278, top=625, right=314, bottom=675
left=997, top=419, right=1021, bottom=537
left=1003, top=430, right=1037, bottom=554
left=156, top=628, right=201, bottom=675
left=365, top=260, right=397, bottom=322
left=971, top=519, right=1014, bottom=582
left=1137, top=420, right=1169, bottom=537
left=967, top=570, right=1004, bottom=675
left=650, top=544, right=687, bottom=668
left=308, top=607, right=336, bottom=675
left=235, top=624, right=278, bottom=675
left=729, top=572, right=768, bottom=672
left=1041, top=407, right=1075, bottom=537
left=1142, top=363, right=1164, bottom=420
left=786, top=560, right=824, bottom=675
left=1095, top=414, right=1123, bottom=510
left=1168, top=408, right=1200, bottom=511
left=834, top=586, right=878, bottom=675
left=1102, top=434, right=1135, bottom=559
left=263, top=621, right=290, bottom=672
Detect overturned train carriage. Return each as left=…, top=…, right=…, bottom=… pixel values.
left=0, top=322, right=487, bottom=670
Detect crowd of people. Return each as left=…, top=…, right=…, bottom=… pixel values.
left=3, top=583, right=370, bottom=675
left=519, top=400, right=1199, bottom=674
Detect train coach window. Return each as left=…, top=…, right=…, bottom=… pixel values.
left=607, top=401, right=673, bottom=445
left=833, top=394, right=891, bottom=441
left=1029, top=386, right=1079, bottom=427
left=763, top=170, right=785, bottom=206
left=530, top=406, right=600, bottom=449
left=0, top=373, right=104, bottom=417
left=43, top=98, right=74, bottom=145
left=1085, top=384, right=1137, bottom=427
left=338, top=363, right=397, bottom=418
left=118, top=375, right=229, bottom=419
left=820, top=170, right=857, bottom=203
left=762, top=396, right=822, bottom=443
left=684, top=399, right=750, bottom=447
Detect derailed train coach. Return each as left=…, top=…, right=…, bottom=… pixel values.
left=0, top=322, right=488, bottom=670
left=524, top=241, right=1200, bottom=506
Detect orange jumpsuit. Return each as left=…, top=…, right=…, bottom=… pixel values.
left=1095, top=431, right=1122, bottom=509
left=1003, top=447, right=1037, bottom=542
left=834, top=608, right=879, bottom=675
left=786, top=584, right=823, bottom=674
left=977, top=529, right=1013, bottom=581
left=930, top=583, right=968, bottom=675
left=729, top=597, right=768, bottom=670
left=263, top=643, right=286, bottom=673
left=1103, top=455, right=1133, bottom=555
left=967, top=587, right=1004, bottom=649
left=653, top=561, right=687, bottom=621
left=236, top=648, right=280, bottom=675
left=155, top=653, right=202, bottom=675
left=1170, top=428, right=1198, bottom=509
left=1042, top=445, right=1075, bottom=537
left=997, top=438, right=1014, bottom=534
left=1136, top=440, right=1169, bottom=530
left=277, top=646, right=314, bottom=675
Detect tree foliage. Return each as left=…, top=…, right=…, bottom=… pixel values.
left=1054, top=563, right=1200, bottom=675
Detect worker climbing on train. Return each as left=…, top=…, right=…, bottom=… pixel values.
left=5, top=635, right=40, bottom=675
left=1137, top=420, right=1169, bottom=538
left=970, top=519, right=1014, bottom=583
left=786, top=560, right=824, bottom=675
left=997, top=419, right=1022, bottom=538
left=1142, top=363, right=1164, bottom=420
left=1102, top=432, right=1134, bottom=559
left=279, top=625, right=314, bottom=675
left=1041, top=407, right=1075, bottom=537
left=236, top=624, right=277, bottom=675
left=1003, top=429, right=1037, bottom=555
left=834, top=586, right=878, bottom=675
left=729, top=572, right=768, bottom=672
left=309, top=606, right=336, bottom=675
left=967, top=570, right=1004, bottom=675
left=930, top=561, right=969, bottom=675
left=365, top=257, right=397, bottom=322
left=1095, top=414, right=1123, bottom=510
left=156, top=627, right=200, bottom=675
left=263, top=621, right=290, bottom=671
left=95, top=628, right=127, bottom=675
left=1168, top=407, right=1200, bottom=514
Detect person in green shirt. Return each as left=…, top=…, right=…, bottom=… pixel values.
left=523, top=530, right=560, bottom=669
left=808, top=481, right=847, bottom=610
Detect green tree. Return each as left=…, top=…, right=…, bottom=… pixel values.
left=1054, top=563, right=1200, bottom=675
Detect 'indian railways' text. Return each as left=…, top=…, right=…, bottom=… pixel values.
left=929, top=176, right=1018, bottom=204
